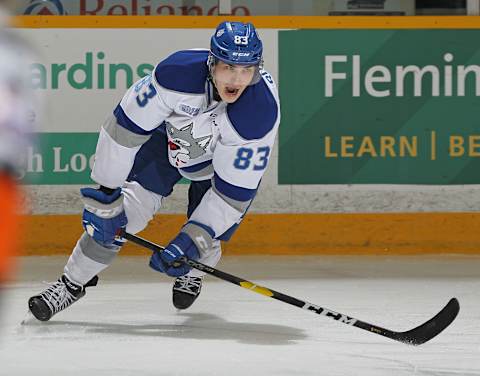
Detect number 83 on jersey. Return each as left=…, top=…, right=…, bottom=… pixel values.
left=233, top=146, right=270, bottom=171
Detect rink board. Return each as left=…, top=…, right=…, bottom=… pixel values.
left=21, top=212, right=480, bottom=255
left=10, top=16, right=480, bottom=255
left=12, top=15, right=480, bottom=29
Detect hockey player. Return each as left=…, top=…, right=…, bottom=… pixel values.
left=28, top=21, right=280, bottom=321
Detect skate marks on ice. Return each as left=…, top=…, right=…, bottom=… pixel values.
left=19, top=310, right=36, bottom=326
left=350, top=353, right=480, bottom=376
left=17, top=312, right=308, bottom=345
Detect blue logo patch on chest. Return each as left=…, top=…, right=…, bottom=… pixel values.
left=180, top=104, right=200, bottom=117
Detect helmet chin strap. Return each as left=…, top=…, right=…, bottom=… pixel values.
left=212, top=85, right=221, bottom=102
left=211, top=80, right=221, bottom=102
left=207, top=54, right=218, bottom=86
left=207, top=56, right=224, bottom=101
left=207, top=71, right=222, bottom=102
left=210, top=69, right=217, bottom=87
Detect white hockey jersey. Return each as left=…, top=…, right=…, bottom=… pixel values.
left=91, top=49, right=280, bottom=241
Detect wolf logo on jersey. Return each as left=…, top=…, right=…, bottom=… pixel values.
left=166, top=122, right=213, bottom=166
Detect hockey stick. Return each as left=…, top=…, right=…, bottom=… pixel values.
left=122, top=230, right=460, bottom=346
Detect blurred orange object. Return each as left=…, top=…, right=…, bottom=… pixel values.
left=0, top=173, right=20, bottom=283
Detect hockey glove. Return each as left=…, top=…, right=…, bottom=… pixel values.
left=81, top=186, right=127, bottom=248
left=149, top=232, right=200, bottom=277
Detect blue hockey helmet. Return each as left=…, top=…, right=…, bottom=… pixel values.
left=210, top=21, right=263, bottom=66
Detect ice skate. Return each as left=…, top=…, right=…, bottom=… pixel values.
left=172, top=275, right=203, bottom=310
left=28, top=274, right=98, bottom=321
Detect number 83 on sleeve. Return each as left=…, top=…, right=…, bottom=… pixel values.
left=233, top=146, right=270, bottom=171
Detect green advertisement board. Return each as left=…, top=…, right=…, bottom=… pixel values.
left=22, top=133, right=98, bottom=184
left=21, top=133, right=188, bottom=185
left=279, top=29, right=480, bottom=184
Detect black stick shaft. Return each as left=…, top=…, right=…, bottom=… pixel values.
left=123, top=231, right=459, bottom=346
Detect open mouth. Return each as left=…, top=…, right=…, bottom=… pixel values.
left=225, top=87, right=239, bottom=96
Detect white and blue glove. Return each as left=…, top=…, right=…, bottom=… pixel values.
left=149, top=232, right=200, bottom=277
left=149, top=222, right=215, bottom=277
left=80, top=186, right=127, bottom=248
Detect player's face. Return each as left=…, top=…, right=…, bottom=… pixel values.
left=212, top=61, right=256, bottom=103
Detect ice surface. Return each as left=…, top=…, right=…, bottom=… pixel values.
left=0, top=255, right=478, bottom=376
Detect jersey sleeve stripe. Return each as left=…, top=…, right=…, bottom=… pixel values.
left=103, top=114, right=151, bottom=148
left=213, top=172, right=257, bottom=202
left=185, top=220, right=216, bottom=238
left=180, top=160, right=212, bottom=173
left=212, top=178, right=251, bottom=212
left=114, top=105, right=155, bottom=136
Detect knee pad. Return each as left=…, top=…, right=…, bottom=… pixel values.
left=122, top=181, right=163, bottom=234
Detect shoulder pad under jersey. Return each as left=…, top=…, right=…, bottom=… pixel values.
left=226, top=78, right=278, bottom=141
left=154, top=50, right=209, bottom=94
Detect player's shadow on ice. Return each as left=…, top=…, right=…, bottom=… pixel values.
left=26, top=313, right=307, bottom=345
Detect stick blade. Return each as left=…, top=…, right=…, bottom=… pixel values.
left=393, top=297, right=460, bottom=345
